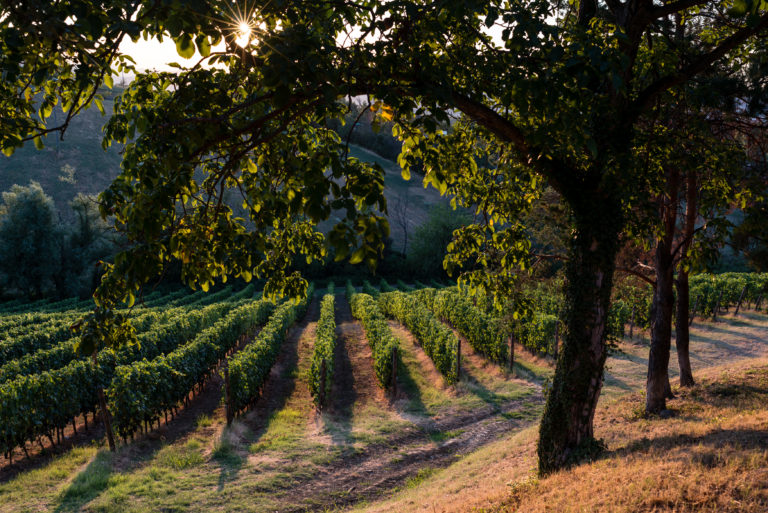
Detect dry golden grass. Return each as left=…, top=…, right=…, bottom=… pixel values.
left=482, top=361, right=768, bottom=513
left=351, top=360, right=768, bottom=513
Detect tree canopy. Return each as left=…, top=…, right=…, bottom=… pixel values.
left=2, top=0, right=766, bottom=473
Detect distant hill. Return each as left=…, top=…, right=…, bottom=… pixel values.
left=0, top=99, right=124, bottom=218
left=0, top=100, right=447, bottom=250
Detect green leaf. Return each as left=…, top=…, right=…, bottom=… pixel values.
left=175, top=34, right=195, bottom=59
left=94, top=96, right=105, bottom=115
left=349, top=248, right=366, bottom=264
left=195, top=35, right=211, bottom=57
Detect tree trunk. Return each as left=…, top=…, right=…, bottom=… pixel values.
left=93, top=353, right=116, bottom=452
left=675, top=270, right=695, bottom=387
left=647, top=256, right=676, bottom=412
left=674, top=170, right=697, bottom=388
left=537, top=197, right=622, bottom=474
left=646, top=167, right=680, bottom=414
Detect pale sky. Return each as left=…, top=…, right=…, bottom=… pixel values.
left=118, top=37, right=221, bottom=73
left=116, top=20, right=509, bottom=76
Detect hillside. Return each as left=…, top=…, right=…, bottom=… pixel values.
left=350, top=311, right=768, bottom=513
left=0, top=103, right=446, bottom=250
left=0, top=102, right=123, bottom=216
left=0, top=290, right=766, bottom=513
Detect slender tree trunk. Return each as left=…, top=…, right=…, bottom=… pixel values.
left=675, top=170, right=697, bottom=388
left=675, top=270, right=695, bottom=386
left=538, top=196, right=622, bottom=474
left=647, top=249, right=676, bottom=412
left=93, top=352, right=116, bottom=452
left=646, top=168, right=680, bottom=414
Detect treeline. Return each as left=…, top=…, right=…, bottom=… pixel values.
left=0, top=181, right=117, bottom=300
left=297, top=203, right=472, bottom=284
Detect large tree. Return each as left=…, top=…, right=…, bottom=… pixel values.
left=2, top=0, right=767, bottom=473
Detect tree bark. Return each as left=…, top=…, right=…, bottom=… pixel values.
left=675, top=270, right=695, bottom=387
left=646, top=167, right=680, bottom=414
left=674, top=170, right=698, bottom=388
left=538, top=195, right=622, bottom=474
left=93, top=352, right=116, bottom=452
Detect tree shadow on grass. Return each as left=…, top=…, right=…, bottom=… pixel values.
left=603, top=372, right=635, bottom=393
left=53, top=450, right=113, bottom=513
left=242, top=306, right=307, bottom=449
left=613, top=427, right=768, bottom=459
left=212, top=432, right=245, bottom=491
left=390, top=340, right=433, bottom=418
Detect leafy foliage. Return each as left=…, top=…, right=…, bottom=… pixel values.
left=0, top=182, right=60, bottom=297
left=0, top=299, right=231, bottom=455
left=378, top=291, right=459, bottom=384
left=226, top=287, right=312, bottom=414
left=362, top=280, right=380, bottom=297
left=347, top=282, right=399, bottom=389
left=690, top=273, right=768, bottom=317
left=108, top=298, right=276, bottom=438
left=309, top=283, right=336, bottom=407
left=431, top=288, right=508, bottom=364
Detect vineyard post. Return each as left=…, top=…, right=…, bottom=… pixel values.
left=319, top=358, right=327, bottom=409
left=93, top=352, right=116, bottom=452
left=734, top=285, right=748, bottom=316
left=224, top=362, right=233, bottom=426
left=713, top=290, right=723, bottom=322
left=756, top=294, right=764, bottom=312
left=629, top=306, right=635, bottom=340
left=553, top=321, right=559, bottom=361
left=689, top=295, right=699, bottom=326
left=391, top=347, right=398, bottom=398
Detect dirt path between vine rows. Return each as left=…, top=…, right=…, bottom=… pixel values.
left=238, top=296, right=320, bottom=448
left=329, top=293, right=388, bottom=417
left=264, top=306, right=544, bottom=512
left=276, top=393, right=543, bottom=512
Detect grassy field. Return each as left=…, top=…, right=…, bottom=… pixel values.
left=1, top=293, right=766, bottom=513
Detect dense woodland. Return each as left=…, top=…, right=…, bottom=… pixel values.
left=0, top=0, right=767, bottom=511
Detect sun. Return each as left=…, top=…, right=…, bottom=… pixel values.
left=235, top=20, right=253, bottom=47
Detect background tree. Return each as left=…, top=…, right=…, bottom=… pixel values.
left=58, top=193, right=117, bottom=298
left=391, top=191, right=412, bottom=256
left=408, top=203, right=471, bottom=280
left=0, top=181, right=61, bottom=297
left=733, top=199, right=768, bottom=271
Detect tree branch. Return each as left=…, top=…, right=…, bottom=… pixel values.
left=630, top=13, right=768, bottom=119
left=650, top=0, right=710, bottom=19
left=448, top=91, right=570, bottom=194
left=616, top=265, right=657, bottom=287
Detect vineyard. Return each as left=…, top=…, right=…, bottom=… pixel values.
left=0, top=273, right=767, bottom=512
